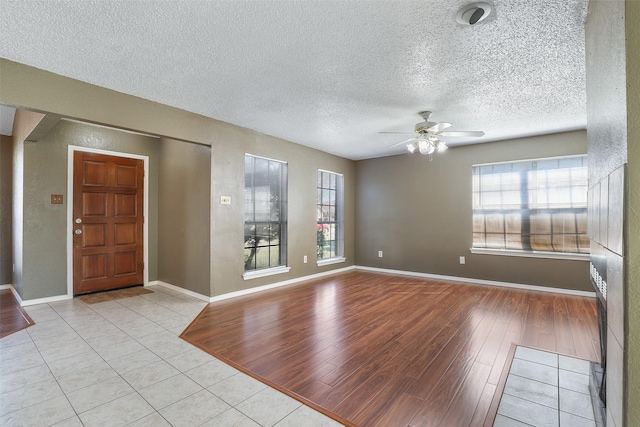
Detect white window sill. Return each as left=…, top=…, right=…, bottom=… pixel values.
left=317, top=256, right=346, bottom=267
left=470, top=248, right=589, bottom=261
left=243, top=266, right=291, bottom=280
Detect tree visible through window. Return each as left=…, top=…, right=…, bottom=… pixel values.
left=317, top=170, right=344, bottom=260
left=244, top=154, right=288, bottom=271
left=472, top=155, right=589, bottom=254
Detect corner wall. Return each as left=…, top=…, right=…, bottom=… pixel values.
left=158, top=138, right=211, bottom=296
left=624, top=2, right=640, bottom=425
left=11, top=109, right=45, bottom=299
left=355, top=131, right=590, bottom=292
left=0, top=135, right=12, bottom=285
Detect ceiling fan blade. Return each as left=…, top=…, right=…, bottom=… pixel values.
left=388, top=137, right=418, bottom=148
left=427, top=122, right=452, bottom=132
left=439, top=130, right=485, bottom=137
left=379, top=131, right=414, bottom=134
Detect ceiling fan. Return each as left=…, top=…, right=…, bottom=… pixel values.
left=387, top=111, right=485, bottom=159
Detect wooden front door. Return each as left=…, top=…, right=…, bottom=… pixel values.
left=73, top=151, right=144, bottom=295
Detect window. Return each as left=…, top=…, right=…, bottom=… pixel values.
left=244, top=154, right=288, bottom=274
left=472, top=155, right=588, bottom=257
left=317, top=170, right=345, bottom=264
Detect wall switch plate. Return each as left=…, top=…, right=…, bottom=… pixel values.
left=303, top=255, right=308, bottom=263
left=378, top=251, right=383, bottom=258
left=51, top=194, right=63, bottom=204
left=459, top=256, right=466, bottom=265
left=220, top=196, right=231, bottom=205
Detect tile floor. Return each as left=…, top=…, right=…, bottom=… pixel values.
left=0, top=285, right=344, bottom=427
left=495, top=346, right=596, bottom=427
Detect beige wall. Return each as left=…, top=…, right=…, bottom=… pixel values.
left=0, top=59, right=356, bottom=300
left=0, top=135, right=12, bottom=285
left=355, top=131, right=590, bottom=292
left=208, top=126, right=355, bottom=297
left=19, top=120, right=160, bottom=301
left=158, top=138, right=211, bottom=296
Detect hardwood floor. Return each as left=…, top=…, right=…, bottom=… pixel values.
left=181, top=271, right=600, bottom=427
left=0, top=289, right=34, bottom=338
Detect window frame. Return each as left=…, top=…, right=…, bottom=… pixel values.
left=471, top=154, right=589, bottom=261
left=316, top=169, right=346, bottom=266
left=243, top=154, right=291, bottom=279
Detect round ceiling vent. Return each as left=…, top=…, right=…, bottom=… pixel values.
left=456, top=2, right=492, bottom=25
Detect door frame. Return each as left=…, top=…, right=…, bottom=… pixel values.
left=66, top=145, right=150, bottom=298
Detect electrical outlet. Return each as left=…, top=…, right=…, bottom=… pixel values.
left=51, top=194, right=63, bottom=204
left=378, top=251, right=383, bottom=258
left=220, top=196, right=231, bottom=205
left=303, top=255, right=308, bottom=263
left=459, top=256, right=466, bottom=265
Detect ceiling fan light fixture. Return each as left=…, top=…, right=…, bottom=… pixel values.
left=456, top=2, right=492, bottom=26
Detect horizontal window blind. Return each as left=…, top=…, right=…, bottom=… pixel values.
left=472, top=155, right=588, bottom=254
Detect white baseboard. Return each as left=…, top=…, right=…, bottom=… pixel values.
left=151, top=267, right=357, bottom=304
left=21, top=293, right=72, bottom=306
left=2, top=283, right=72, bottom=306
left=12, top=264, right=593, bottom=308
left=208, top=266, right=356, bottom=303
left=150, top=280, right=210, bottom=302
left=355, top=266, right=596, bottom=297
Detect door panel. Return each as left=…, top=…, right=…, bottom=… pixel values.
left=73, top=151, right=144, bottom=295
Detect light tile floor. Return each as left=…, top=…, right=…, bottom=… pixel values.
left=0, top=285, right=344, bottom=427
left=495, top=346, right=596, bottom=427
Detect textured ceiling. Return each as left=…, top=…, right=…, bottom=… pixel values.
left=0, top=0, right=589, bottom=160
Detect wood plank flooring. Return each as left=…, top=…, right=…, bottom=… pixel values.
left=0, top=289, right=34, bottom=338
left=181, top=271, right=600, bottom=427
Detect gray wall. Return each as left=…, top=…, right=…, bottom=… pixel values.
left=11, top=109, right=45, bottom=299
left=355, top=131, right=590, bottom=292
left=0, top=135, right=12, bottom=285
left=20, top=120, right=159, bottom=300
left=158, top=138, right=211, bottom=296
left=625, top=3, right=640, bottom=424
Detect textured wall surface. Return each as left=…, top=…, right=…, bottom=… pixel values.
left=21, top=120, right=159, bottom=300
left=585, top=0, right=628, bottom=185
left=355, top=131, right=590, bottom=291
left=585, top=1, right=639, bottom=426
left=624, top=2, right=640, bottom=425
left=158, top=138, right=211, bottom=296
left=208, top=126, right=356, bottom=297
left=0, top=135, right=12, bottom=285
left=11, top=109, right=45, bottom=299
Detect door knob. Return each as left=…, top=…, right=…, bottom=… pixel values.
left=75, top=218, right=82, bottom=224
left=75, top=229, right=82, bottom=235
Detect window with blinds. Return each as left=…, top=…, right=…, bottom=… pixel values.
left=472, top=155, right=589, bottom=254
left=244, top=154, right=288, bottom=271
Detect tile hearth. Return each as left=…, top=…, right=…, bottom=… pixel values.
left=495, top=346, right=596, bottom=427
